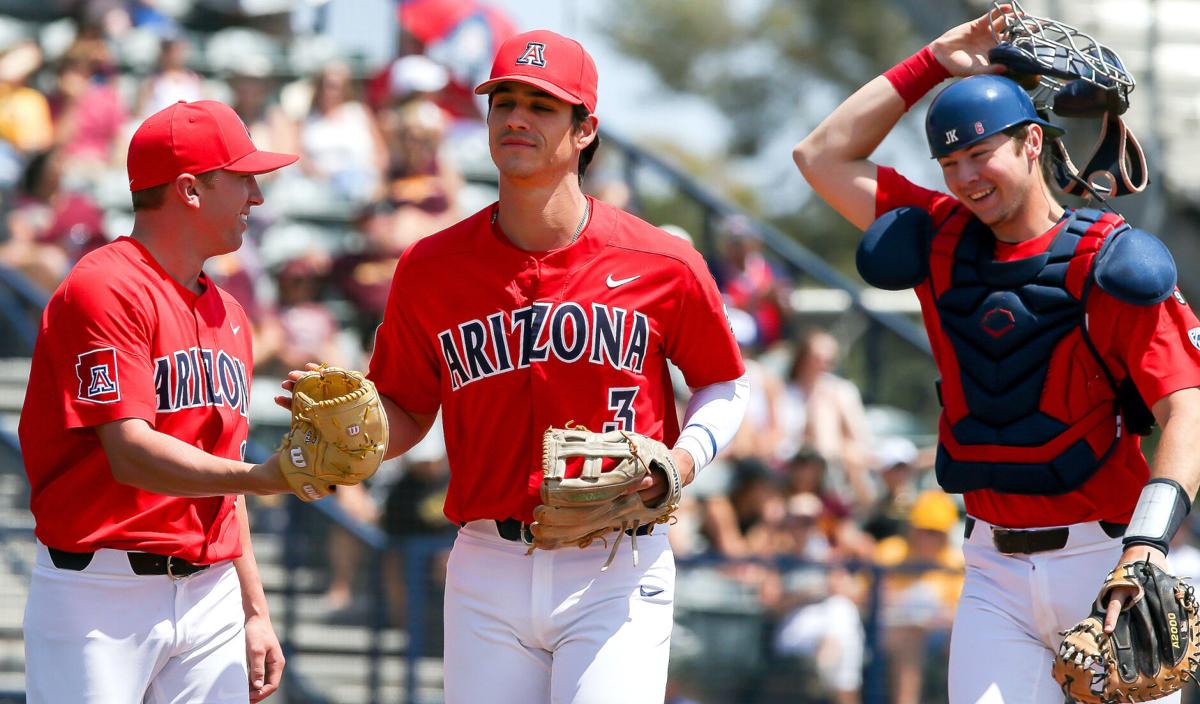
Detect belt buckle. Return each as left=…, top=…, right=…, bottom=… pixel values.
left=991, top=528, right=1017, bottom=555
left=166, top=556, right=186, bottom=580
left=520, top=522, right=533, bottom=546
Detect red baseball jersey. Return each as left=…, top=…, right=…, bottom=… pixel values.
left=369, top=197, right=744, bottom=524
left=20, top=237, right=251, bottom=563
left=876, top=166, right=1200, bottom=528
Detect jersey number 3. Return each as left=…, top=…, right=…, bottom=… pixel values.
left=603, top=387, right=639, bottom=432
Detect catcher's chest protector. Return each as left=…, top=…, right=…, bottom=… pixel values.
left=928, top=208, right=1128, bottom=495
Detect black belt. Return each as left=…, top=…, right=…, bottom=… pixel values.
left=48, top=547, right=210, bottom=578
left=964, top=517, right=1126, bottom=555
left=493, top=518, right=652, bottom=543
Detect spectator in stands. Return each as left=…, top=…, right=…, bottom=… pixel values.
left=47, top=38, right=126, bottom=177
left=229, top=64, right=298, bottom=159
left=255, top=252, right=348, bottom=379
left=386, top=54, right=450, bottom=111
left=781, top=447, right=873, bottom=560
left=299, top=62, right=387, bottom=202
left=723, top=307, right=787, bottom=464
left=862, top=437, right=922, bottom=541
left=333, top=200, right=405, bottom=348
left=1, top=147, right=106, bottom=291
left=0, top=40, right=52, bottom=154
left=779, top=328, right=875, bottom=510
left=704, top=457, right=785, bottom=559
left=711, top=214, right=791, bottom=347
left=768, top=497, right=864, bottom=704
left=875, top=490, right=964, bottom=704
left=134, top=35, right=204, bottom=119
left=380, top=98, right=461, bottom=244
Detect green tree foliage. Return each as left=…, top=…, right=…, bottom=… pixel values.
left=600, top=0, right=919, bottom=156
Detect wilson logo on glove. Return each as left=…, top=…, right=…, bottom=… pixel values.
left=278, top=365, right=389, bottom=502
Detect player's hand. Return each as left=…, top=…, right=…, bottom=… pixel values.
left=273, top=362, right=322, bottom=410
left=630, top=448, right=695, bottom=504
left=245, top=612, right=285, bottom=702
left=930, top=5, right=1012, bottom=77
left=1102, top=545, right=1170, bottom=633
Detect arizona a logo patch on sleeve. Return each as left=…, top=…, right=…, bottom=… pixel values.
left=76, top=348, right=120, bottom=404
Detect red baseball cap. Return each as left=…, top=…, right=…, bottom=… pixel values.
left=474, top=30, right=598, bottom=113
left=127, top=100, right=299, bottom=191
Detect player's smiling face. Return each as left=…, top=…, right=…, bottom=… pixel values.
left=487, top=82, right=587, bottom=181
left=196, top=170, right=263, bottom=255
left=937, top=131, right=1039, bottom=228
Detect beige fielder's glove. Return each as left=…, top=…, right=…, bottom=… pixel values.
left=279, top=366, right=388, bottom=502
left=531, top=424, right=682, bottom=571
left=1052, top=558, right=1200, bottom=703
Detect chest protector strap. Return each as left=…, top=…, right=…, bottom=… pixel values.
left=929, top=207, right=1139, bottom=495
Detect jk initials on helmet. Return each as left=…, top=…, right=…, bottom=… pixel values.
left=515, top=42, right=547, bottom=67
left=945, top=129, right=959, bottom=145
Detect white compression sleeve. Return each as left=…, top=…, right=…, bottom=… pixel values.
left=673, top=371, right=751, bottom=473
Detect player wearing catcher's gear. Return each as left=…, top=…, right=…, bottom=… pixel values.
left=19, top=100, right=311, bottom=703
left=794, top=7, right=1200, bottom=704
left=276, top=30, right=748, bottom=704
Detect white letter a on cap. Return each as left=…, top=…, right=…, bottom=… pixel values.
left=516, top=42, right=546, bottom=67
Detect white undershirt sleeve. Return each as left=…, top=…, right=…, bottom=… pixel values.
left=672, top=371, right=751, bottom=473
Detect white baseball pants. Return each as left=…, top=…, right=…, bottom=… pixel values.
left=24, top=542, right=248, bottom=704
left=442, top=520, right=675, bottom=704
left=948, top=517, right=1180, bottom=704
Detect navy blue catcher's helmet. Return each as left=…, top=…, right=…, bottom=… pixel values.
left=925, top=74, right=1064, bottom=159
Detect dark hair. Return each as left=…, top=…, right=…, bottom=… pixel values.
left=572, top=103, right=599, bottom=184
left=786, top=328, right=837, bottom=381
left=131, top=171, right=220, bottom=211
left=19, top=148, right=55, bottom=199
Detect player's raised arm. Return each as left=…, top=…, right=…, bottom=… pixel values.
left=793, top=8, right=1008, bottom=230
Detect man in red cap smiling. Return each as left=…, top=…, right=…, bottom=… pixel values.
left=19, top=100, right=305, bottom=703
left=348, top=28, right=748, bottom=703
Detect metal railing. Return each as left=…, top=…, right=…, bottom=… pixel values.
left=278, top=495, right=958, bottom=704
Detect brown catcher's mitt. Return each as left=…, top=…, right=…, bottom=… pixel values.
left=1052, top=559, right=1200, bottom=703
left=279, top=366, right=388, bottom=502
left=531, top=425, right=682, bottom=570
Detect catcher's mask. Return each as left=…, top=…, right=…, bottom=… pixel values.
left=986, top=0, right=1146, bottom=198
left=925, top=74, right=1064, bottom=159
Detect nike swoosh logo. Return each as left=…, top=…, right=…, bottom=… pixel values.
left=606, top=274, right=641, bottom=288
left=639, top=586, right=665, bottom=597
left=231, top=323, right=241, bottom=335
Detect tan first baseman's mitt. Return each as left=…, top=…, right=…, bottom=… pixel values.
left=531, top=425, right=682, bottom=570
left=279, top=366, right=388, bottom=502
left=1052, top=559, right=1200, bottom=703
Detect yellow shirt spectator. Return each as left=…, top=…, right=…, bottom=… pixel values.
left=0, top=84, right=52, bottom=152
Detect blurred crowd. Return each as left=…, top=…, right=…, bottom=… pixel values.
left=0, top=3, right=968, bottom=702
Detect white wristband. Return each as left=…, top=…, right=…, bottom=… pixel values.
left=1124, top=478, right=1191, bottom=554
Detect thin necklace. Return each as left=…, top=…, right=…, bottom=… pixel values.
left=492, top=198, right=591, bottom=246
left=570, top=198, right=591, bottom=244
